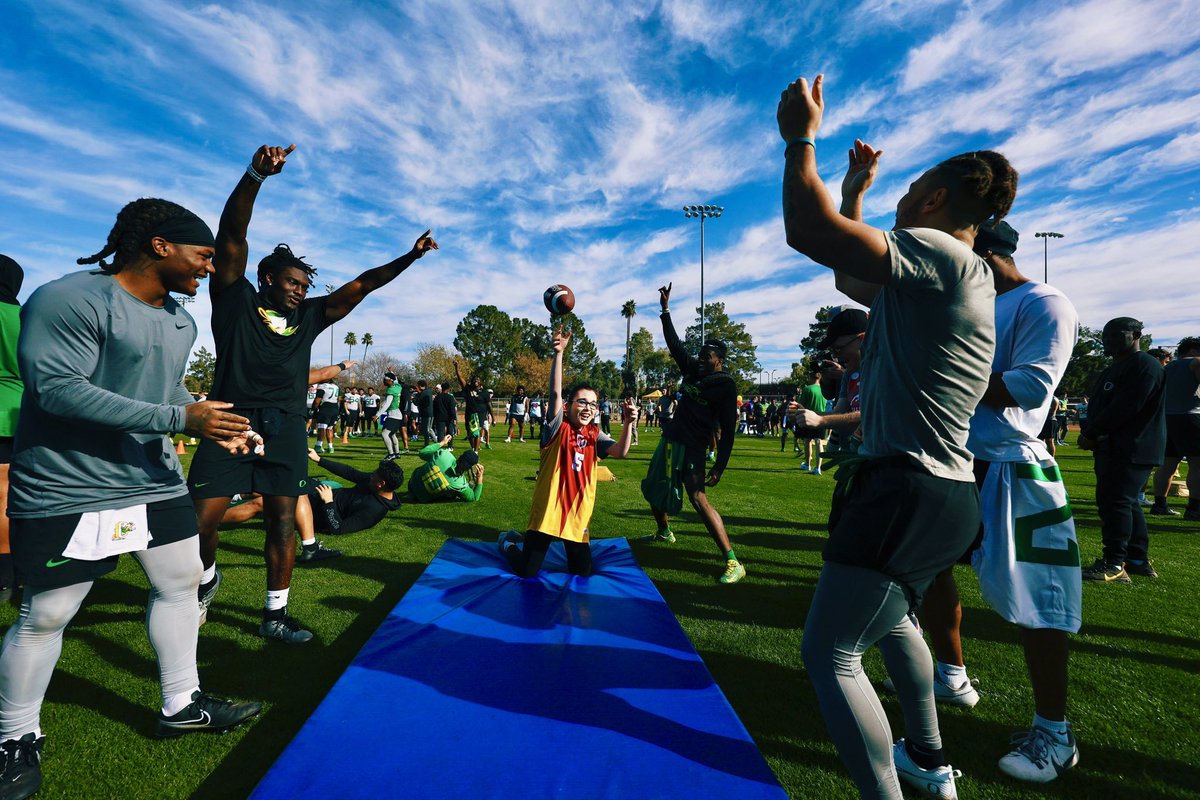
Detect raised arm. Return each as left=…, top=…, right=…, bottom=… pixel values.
left=777, top=76, right=891, bottom=294
left=547, top=326, right=570, bottom=416
left=453, top=359, right=468, bottom=390
left=213, top=144, right=295, bottom=295
left=324, top=230, right=438, bottom=324
left=657, top=283, right=693, bottom=373
left=835, top=139, right=885, bottom=306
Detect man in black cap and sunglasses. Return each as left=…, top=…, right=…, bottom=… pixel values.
left=639, top=283, right=742, bottom=584
left=1078, top=317, right=1166, bottom=583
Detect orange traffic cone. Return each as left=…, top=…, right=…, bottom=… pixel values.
left=341, top=428, right=350, bottom=444
left=175, top=439, right=187, bottom=455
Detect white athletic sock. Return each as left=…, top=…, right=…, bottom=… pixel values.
left=200, top=564, right=217, bottom=585
left=936, top=661, right=968, bottom=687
left=265, top=589, right=289, bottom=611
left=1034, top=713, right=1070, bottom=738
left=301, top=537, right=316, bottom=547
left=162, top=687, right=200, bottom=717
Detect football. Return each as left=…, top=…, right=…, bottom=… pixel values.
left=543, top=284, right=575, bottom=315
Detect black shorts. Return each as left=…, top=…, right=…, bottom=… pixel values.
left=363, top=407, right=378, bottom=419
left=315, top=404, right=339, bottom=427
left=824, top=457, right=981, bottom=610
left=1165, top=414, right=1200, bottom=458
left=11, top=494, right=197, bottom=589
left=1039, top=406, right=1056, bottom=439
left=0, top=436, right=12, bottom=464
left=188, top=407, right=311, bottom=498
left=383, top=416, right=405, bottom=433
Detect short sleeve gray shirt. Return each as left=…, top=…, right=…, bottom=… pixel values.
left=858, top=229, right=996, bottom=481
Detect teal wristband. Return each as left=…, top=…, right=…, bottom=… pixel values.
left=785, top=137, right=815, bottom=155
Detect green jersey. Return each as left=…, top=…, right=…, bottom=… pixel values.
left=408, top=443, right=482, bottom=502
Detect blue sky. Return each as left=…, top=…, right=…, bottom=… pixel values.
left=2, top=0, right=1198, bottom=381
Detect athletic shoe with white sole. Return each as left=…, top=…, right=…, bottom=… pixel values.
left=296, top=540, right=342, bottom=565
left=258, top=607, right=314, bottom=644
left=893, top=739, right=961, bottom=799
left=0, top=733, right=44, bottom=800
left=1081, top=558, right=1130, bottom=584
left=1149, top=504, right=1179, bottom=516
left=198, top=570, right=222, bottom=626
left=719, top=559, right=746, bottom=585
left=638, top=528, right=676, bottom=544
left=997, top=724, right=1079, bottom=783
left=881, top=674, right=980, bottom=707
left=155, top=690, right=262, bottom=738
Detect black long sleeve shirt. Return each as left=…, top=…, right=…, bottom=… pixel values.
left=311, top=457, right=402, bottom=535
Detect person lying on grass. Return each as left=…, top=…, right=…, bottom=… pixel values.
left=408, top=434, right=485, bottom=503
left=498, top=326, right=637, bottom=577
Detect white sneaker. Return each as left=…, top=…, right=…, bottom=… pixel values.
left=505, top=437, right=512, bottom=443
left=519, top=437, right=525, bottom=443
left=998, top=725, right=1079, bottom=783
left=881, top=673, right=980, bottom=707
left=893, top=740, right=961, bottom=799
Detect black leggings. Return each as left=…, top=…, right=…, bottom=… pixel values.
left=505, top=530, right=593, bottom=577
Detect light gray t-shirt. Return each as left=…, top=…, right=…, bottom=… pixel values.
left=858, top=228, right=996, bottom=481
left=10, top=270, right=196, bottom=517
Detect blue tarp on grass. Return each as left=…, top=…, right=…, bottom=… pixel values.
left=251, top=538, right=788, bottom=800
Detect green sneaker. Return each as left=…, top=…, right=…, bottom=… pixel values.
left=639, top=528, right=675, bottom=544
left=720, top=559, right=746, bottom=584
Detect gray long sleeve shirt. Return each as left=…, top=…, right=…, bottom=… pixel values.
left=9, top=270, right=195, bottom=518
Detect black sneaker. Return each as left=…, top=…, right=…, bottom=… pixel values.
left=0, top=733, right=44, bottom=800
left=1149, top=504, right=1180, bottom=516
left=1125, top=560, right=1159, bottom=578
left=258, top=607, right=314, bottom=644
left=296, top=541, right=342, bottom=565
left=155, top=690, right=262, bottom=738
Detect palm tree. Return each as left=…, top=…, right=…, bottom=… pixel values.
left=361, top=332, right=373, bottom=378
left=344, top=331, right=357, bottom=361
left=621, top=299, right=636, bottom=394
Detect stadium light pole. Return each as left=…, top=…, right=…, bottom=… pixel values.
left=683, top=204, right=724, bottom=342
left=1034, top=231, right=1063, bottom=283
left=325, top=284, right=337, bottom=364
left=770, top=369, right=778, bottom=388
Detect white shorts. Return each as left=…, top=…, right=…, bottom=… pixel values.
left=972, top=459, right=1082, bottom=632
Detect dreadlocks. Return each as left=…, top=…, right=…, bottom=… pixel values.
left=931, top=150, right=1020, bottom=227
left=257, top=244, right=318, bottom=291
left=77, top=198, right=208, bottom=273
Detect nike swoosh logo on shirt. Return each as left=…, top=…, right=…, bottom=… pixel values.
left=194, top=482, right=210, bottom=488
left=46, top=558, right=72, bottom=568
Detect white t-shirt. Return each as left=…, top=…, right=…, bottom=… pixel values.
left=345, top=392, right=361, bottom=412
left=317, top=382, right=340, bottom=405
left=363, top=392, right=380, bottom=409
left=967, top=282, right=1078, bottom=462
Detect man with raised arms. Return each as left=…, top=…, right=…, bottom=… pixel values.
left=188, top=144, right=437, bottom=645
left=780, top=74, right=1015, bottom=799
left=639, top=284, right=742, bottom=584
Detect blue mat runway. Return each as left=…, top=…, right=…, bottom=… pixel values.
left=250, top=538, right=787, bottom=800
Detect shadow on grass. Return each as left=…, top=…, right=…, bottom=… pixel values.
left=190, top=559, right=428, bottom=799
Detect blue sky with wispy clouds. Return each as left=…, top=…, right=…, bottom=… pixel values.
left=2, top=0, right=1198, bottom=380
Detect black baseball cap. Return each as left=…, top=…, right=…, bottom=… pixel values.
left=818, top=308, right=868, bottom=349
left=974, top=219, right=1019, bottom=257
left=1103, top=317, right=1142, bottom=334
left=700, top=339, right=727, bottom=359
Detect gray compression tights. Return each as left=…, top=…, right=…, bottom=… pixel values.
left=381, top=427, right=401, bottom=456
left=801, top=562, right=941, bottom=800
left=0, top=537, right=202, bottom=739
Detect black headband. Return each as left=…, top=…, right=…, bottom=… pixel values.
left=148, top=212, right=215, bottom=249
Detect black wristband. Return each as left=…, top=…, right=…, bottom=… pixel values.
left=338, top=362, right=348, bottom=371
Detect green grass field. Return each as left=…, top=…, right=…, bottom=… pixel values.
left=2, top=427, right=1196, bottom=799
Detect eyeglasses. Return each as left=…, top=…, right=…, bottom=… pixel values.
left=573, top=399, right=599, bottom=409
